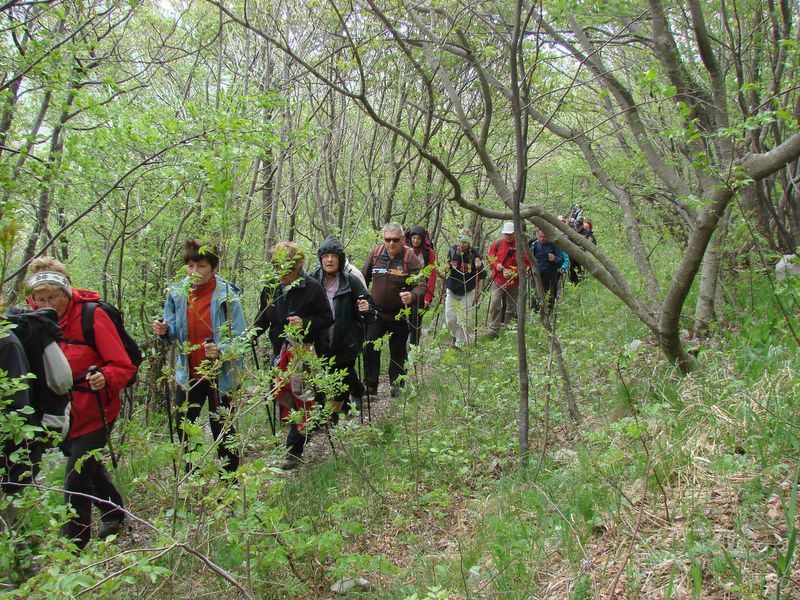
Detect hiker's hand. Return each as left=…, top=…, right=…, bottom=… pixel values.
left=357, top=298, right=369, bottom=313
left=286, top=315, right=303, bottom=327
left=399, top=291, right=413, bottom=305
left=424, top=300, right=431, bottom=309
left=152, top=319, right=167, bottom=336
left=203, top=341, right=219, bottom=359
left=87, top=370, right=106, bottom=391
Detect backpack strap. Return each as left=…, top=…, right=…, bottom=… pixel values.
left=370, top=243, right=386, bottom=267
left=81, top=302, right=98, bottom=349
left=61, top=302, right=98, bottom=349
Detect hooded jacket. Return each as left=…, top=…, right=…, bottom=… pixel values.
left=404, top=226, right=437, bottom=305
left=160, top=274, right=246, bottom=394
left=30, top=289, right=136, bottom=439
left=310, top=235, right=376, bottom=364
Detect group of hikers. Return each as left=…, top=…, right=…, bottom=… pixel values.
left=0, top=210, right=597, bottom=562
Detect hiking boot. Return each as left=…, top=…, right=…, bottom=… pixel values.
left=277, top=454, right=301, bottom=470
left=366, top=384, right=378, bottom=395
left=390, top=386, right=403, bottom=398
left=98, top=518, right=124, bottom=540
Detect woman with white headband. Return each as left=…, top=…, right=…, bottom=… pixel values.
left=26, top=257, right=136, bottom=550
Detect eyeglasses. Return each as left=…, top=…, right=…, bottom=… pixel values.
left=383, top=237, right=402, bottom=243
left=33, top=293, right=65, bottom=305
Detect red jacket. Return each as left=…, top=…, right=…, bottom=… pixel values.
left=29, top=289, right=136, bottom=439
left=487, top=238, right=529, bottom=289
left=404, top=229, right=437, bottom=305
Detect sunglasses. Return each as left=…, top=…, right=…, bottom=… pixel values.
left=383, top=237, right=402, bottom=243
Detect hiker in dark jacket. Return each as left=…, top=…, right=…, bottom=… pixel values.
left=403, top=225, right=437, bottom=345
left=28, top=257, right=136, bottom=550
left=529, top=228, right=565, bottom=313
left=0, top=328, right=34, bottom=494
left=444, top=230, right=486, bottom=347
left=254, top=241, right=334, bottom=469
left=310, top=235, right=376, bottom=423
left=153, top=239, right=246, bottom=475
left=362, top=223, right=426, bottom=397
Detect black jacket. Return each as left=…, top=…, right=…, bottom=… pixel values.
left=254, top=272, right=334, bottom=357
left=309, top=267, right=376, bottom=365
left=0, top=331, right=31, bottom=413
left=445, top=245, right=486, bottom=296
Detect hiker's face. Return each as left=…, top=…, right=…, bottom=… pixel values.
left=186, top=259, right=216, bottom=287
left=536, top=229, right=549, bottom=244
left=411, top=234, right=423, bottom=248
left=321, top=253, right=340, bottom=275
left=32, top=287, right=70, bottom=318
left=383, top=232, right=404, bottom=258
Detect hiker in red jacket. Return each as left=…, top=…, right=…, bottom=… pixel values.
left=27, top=258, right=136, bottom=550
left=403, top=225, right=437, bottom=345
left=486, top=221, right=530, bottom=337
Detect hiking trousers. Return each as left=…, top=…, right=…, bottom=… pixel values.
left=176, top=379, right=240, bottom=472
left=445, top=289, right=476, bottom=347
left=486, top=281, right=518, bottom=333
left=62, top=424, right=124, bottom=549
left=364, top=317, right=410, bottom=388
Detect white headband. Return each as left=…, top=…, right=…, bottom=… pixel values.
left=27, top=271, right=71, bottom=294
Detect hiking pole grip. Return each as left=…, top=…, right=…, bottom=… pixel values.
left=88, top=365, right=118, bottom=469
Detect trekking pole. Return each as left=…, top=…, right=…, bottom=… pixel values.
left=87, top=365, right=118, bottom=470
left=356, top=294, right=369, bottom=424
left=157, top=318, right=175, bottom=446
left=473, top=272, right=480, bottom=344
left=251, top=337, right=276, bottom=437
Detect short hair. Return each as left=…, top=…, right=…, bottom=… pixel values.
left=29, top=257, right=72, bottom=281
left=272, top=241, right=305, bottom=270
left=382, top=223, right=403, bottom=237
left=183, top=238, right=220, bottom=269
left=27, top=257, right=73, bottom=296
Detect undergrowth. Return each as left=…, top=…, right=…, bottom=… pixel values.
left=2, top=275, right=798, bottom=598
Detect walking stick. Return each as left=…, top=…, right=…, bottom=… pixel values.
left=473, top=271, right=480, bottom=344
left=356, top=295, right=369, bottom=424
left=251, top=337, right=276, bottom=437
left=157, top=318, right=175, bottom=446
left=359, top=307, right=372, bottom=422
left=88, top=365, right=118, bottom=470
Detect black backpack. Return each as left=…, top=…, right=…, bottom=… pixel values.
left=66, top=301, right=142, bottom=387
left=5, top=308, right=73, bottom=416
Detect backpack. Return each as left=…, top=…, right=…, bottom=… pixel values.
left=369, top=244, right=415, bottom=273
left=67, top=301, right=142, bottom=387
left=5, top=308, right=73, bottom=423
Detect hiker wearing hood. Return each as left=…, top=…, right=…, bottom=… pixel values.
left=29, top=257, right=137, bottom=550
left=153, top=239, right=246, bottom=477
left=310, top=236, right=376, bottom=423
left=404, top=225, right=437, bottom=345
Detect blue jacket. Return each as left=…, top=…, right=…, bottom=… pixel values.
left=161, top=274, right=246, bottom=393
left=529, top=239, right=564, bottom=277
